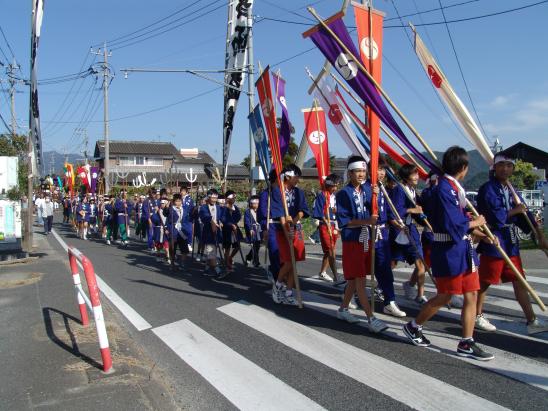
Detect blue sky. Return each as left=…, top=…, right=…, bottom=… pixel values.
left=1, top=0, right=548, bottom=165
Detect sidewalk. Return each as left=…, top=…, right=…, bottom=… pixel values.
left=0, top=228, right=179, bottom=410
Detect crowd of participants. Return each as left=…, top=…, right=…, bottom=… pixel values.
left=54, top=145, right=548, bottom=362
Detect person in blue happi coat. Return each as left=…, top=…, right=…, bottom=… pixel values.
left=363, top=156, right=406, bottom=318
left=475, top=153, right=548, bottom=335
left=114, top=190, right=131, bottom=245
left=221, top=190, right=243, bottom=276
left=180, top=185, right=195, bottom=250
left=312, top=173, right=342, bottom=283
left=270, top=164, right=310, bottom=306
left=258, top=170, right=280, bottom=285
left=199, top=188, right=224, bottom=277
left=403, top=146, right=494, bottom=361
left=389, top=164, right=427, bottom=304
left=166, top=193, right=189, bottom=270
left=76, top=195, right=91, bottom=240
left=244, top=195, right=262, bottom=267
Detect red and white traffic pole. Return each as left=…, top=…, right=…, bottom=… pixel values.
left=69, top=253, right=89, bottom=326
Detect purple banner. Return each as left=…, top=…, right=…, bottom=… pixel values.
left=272, top=72, right=291, bottom=157
left=304, top=14, right=439, bottom=172
left=90, top=166, right=99, bottom=194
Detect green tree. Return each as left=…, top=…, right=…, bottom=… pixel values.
left=509, top=159, right=537, bottom=190
left=0, top=134, right=30, bottom=200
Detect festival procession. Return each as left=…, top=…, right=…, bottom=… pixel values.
left=2, top=1, right=548, bottom=410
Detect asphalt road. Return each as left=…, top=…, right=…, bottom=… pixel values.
left=48, top=221, right=548, bottom=411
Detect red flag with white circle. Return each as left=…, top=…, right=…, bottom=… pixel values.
left=303, top=106, right=330, bottom=183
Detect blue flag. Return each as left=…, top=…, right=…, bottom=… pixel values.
left=248, top=104, right=271, bottom=181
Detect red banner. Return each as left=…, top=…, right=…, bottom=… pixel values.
left=303, top=106, right=330, bottom=183
left=354, top=3, right=384, bottom=215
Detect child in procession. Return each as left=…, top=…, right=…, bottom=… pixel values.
left=221, top=190, right=243, bottom=277
left=475, top=153, right=548, bottom=335
left=199, top=189, right=224, bottom=277
left=335, top=155, right=388, bottom=333
left=403, top=146, right=494, bottom=360
left=389, top=164, right=428, bottom=304
left=244, top=195, right=262, bottom=267
left=270, top=164, right=310, bottom=306
left=312, top=173, right=342, bottom=283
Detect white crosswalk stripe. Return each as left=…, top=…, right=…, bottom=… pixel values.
left=153, top=319, right=326, bottom=411
left=219, top=300, right=510, bottom=411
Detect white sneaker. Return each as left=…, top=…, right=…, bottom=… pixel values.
left=415, top=295, right=428, bottom=305
left=403, top=281, right=418, bottom=300
left=337, top=308, right=360, bottom=323
left=527, top=318, right=548, bottom=335
left=475, top=314, right=496, bottom=332
left=383, top=301, right=407, bottom=317
left=188, top=244, right=193, bottom=252
left=106, top=240, right=111, bottom=245
left=348, top=296, right=358, bottom=310
left=272, top=284, right=282, bottom=304
left=450, top=295, right=464, bottom=309
left=282, top=292, right=299, bottom=306
left=319, top=272, right=334, bottom=282
left=368, top=317, right=388, bottom=333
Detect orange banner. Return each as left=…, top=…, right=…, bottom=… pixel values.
left=354, top=3, right=384, bottom=214
left=303, top=106, right=330, bottom=183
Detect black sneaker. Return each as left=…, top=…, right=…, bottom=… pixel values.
left=456, top=340, right=494, bottom=361
left=403, top=322, right=431, bottom=347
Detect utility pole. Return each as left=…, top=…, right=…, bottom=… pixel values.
left=2, top=58, right=23, bottom=137
left=247, top=9, right=256, bottom=195
left=91, top=42, right=112, bottom=193
left=49, top=151, right=54, bottom=175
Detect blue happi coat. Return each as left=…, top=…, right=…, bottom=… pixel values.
left=198, top=203, right=224, bottom=244
left=166, top=205, right=187, bottom=241
left=312, top=191, right=336, bottom=225
left=221, top=205, right=243, bottom=243
left=182, top=194, right=195, bottom=244
left=151, top=208, right=168, bottom=243
left=114, top=198, right=131, bottom=225
left=476, top=177, right=535, bottom=258
left=419, top=184, right=435, bottom=246
left=336, top=183, right=372, bottom=243
left=389, top=184, right=423, bottom=262
left=270, top=185, right=310, bottom=232
left=244, top=208, right=262, bottom=243
left=76, top=202, right=90, bottom=222
left=427, top=177, right=477, bottom=277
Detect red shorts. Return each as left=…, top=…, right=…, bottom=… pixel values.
left=319, top=224, right=339, bottom=253
left=479, top=255, right=524, bottom=285
left=435, top=271, right=480, bottom=295
left=423, top=244, right=432, bottom=268
left=276, top=228, right=305, bottom=263
left=342, top=241, right=370, bottom=280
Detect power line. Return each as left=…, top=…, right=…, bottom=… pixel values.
left=0, top=111, right=10, bottom=132
left=0, top=25, right=17, bottom=60
left=109, top=0, right=226, bottom=50
left=257, top=0, right=548, bottom=28
left=96, top=0, right=207, bottom=46
left=437, top=0, right=489, bottom=138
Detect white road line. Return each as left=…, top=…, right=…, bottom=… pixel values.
left=51, top=228, right=152, bottom=331
left=299, top=291, right=548, bottom=392
left=152, top=319, right=326, bottom=411
left=219, top=300, right=509, bottom=411
left=301, top=276, right=548, bottom=343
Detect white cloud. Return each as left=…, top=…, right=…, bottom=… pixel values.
left=485, top=97, right=548, bottom=134
left=490, top=95, right=511, bottom=107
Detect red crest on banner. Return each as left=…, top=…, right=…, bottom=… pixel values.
left=303, top=106, right=330, bottom=183
left=428, top=65, right=443, bottom=88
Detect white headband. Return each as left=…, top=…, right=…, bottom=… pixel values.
left=348, top=161, right=367, bottom=171
left=282, top=170, right=296, bottom=178
left=226, top=194, right=235, bottom=199
left=250, top=199, right=259, bottom=204
left=493, top=154, right=515, bottom=165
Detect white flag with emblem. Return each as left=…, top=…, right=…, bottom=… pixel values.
left=413, top=27, right=493, bottom=164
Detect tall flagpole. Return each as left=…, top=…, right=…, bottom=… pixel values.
left=247, top=8, right=256, bottom=195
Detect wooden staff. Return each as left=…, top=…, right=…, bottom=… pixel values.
left=366, top=0, right=378, bottom=311
left=257, top=64, right=303, bottom=308
left=307, top=9, right=544, bottom=309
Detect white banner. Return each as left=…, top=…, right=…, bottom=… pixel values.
left=311, top=73, right=370, bottom=162
left=222, top=0, right=254, bottom=178
left=414, top=29, right=493, bottom=164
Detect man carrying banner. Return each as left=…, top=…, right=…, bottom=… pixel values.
left=244, top=195, right=262, bottom=267
left=403, top=146, right=494, bottom=361
left=258, top=170, right=280, bottom=284
left=335, top=155, right=387, bottom=332
left=475, top=153, right=548, bottom=334
left=312, top=173, right=342, bottom=282
left=270, top=165, right=310, bottom=306
left=199, top=189, right=224, bottom=277
left=221, top=190, right=243, bottom=276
